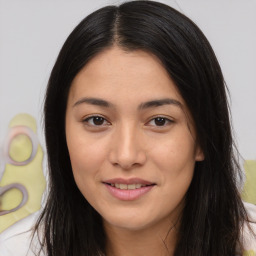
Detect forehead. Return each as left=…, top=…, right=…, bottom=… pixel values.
left=69, top=46, right=185, bottom=106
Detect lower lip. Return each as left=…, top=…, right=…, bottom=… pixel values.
left=104, top=184, right=154, bottom=201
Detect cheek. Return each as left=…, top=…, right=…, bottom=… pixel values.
left=69, top=144, right=103, bottom=178
left=67, top=134, right=110, bottom=191
left=150, top=130, right=197, bottom=183
left=68, top=146, right=100, bottom=204
left=155, top=134, right=195, bottom=164
left=150, top=135, right=196, bottom=213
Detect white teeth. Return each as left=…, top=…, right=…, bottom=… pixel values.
left=135, top=184, right=142, bottom=189
left=128, top=184, right=136, bottom=190
left=111, top=183, right=148, bottom=190
left=120, top=184, right=127, bottom=189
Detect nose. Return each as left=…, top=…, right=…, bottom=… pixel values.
left=109, top=124, right=147, bottom=170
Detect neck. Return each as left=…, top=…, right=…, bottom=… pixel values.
left=104, top=219, right=178, bottom=256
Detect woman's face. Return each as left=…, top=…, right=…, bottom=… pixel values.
left=65, top=47, right=204, bottom=232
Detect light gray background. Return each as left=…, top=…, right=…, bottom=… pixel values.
left=0, top=0, right=256, bottom=160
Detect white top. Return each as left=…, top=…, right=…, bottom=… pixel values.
left=0, top=203, right=255, bottom=256
left=0, top=212, right=41, bottom=256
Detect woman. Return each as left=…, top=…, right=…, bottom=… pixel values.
left=33, top=1, right=256, bottom=255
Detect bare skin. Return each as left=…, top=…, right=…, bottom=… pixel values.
left=104, top=204, right=180, bottom=256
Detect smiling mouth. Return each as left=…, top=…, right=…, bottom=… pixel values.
left=104, top=183, right=154, bottom=190
left=103, top=182, right=155, bottom=201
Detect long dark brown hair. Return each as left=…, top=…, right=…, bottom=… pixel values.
left=34, top=1, right=252, bottom=255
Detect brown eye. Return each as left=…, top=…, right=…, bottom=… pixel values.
left=92, top=117, right=105, bottom=125
left=154, top=117, right=166, bottom=126
left=83, top=116, right=109, bottom=126
left=147, top=116, right=173, bottom=127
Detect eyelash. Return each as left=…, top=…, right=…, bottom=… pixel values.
left=82, top=115, right=174, bottom=128
left=146, top=116, right=174, bottom=127
left=83, top=115, right=110, bottom=127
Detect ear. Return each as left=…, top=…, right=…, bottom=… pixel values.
left=195, top=145, right=204, bottom=161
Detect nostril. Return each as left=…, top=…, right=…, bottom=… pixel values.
left=108, top=136, right=147, bottom=169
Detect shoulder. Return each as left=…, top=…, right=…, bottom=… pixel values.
left=242, top=202, right=256, bottom=255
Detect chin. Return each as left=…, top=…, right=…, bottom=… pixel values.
left=105, top=219, right=152, bottom=232
left=102, top=210, right=162, bottom=232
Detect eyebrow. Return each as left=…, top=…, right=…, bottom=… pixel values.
left=73, top=97, right=182, bottom=110
left=73, top=97, right=113, bottom=108
left=138, top=98, right=182, bottom=110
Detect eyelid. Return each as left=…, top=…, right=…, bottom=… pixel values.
left=82, top=115, right=111, bottom=126
left=146, top=115, right=174, bottom=127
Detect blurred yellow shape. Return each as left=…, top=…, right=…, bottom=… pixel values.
left=243, top=250, right=256, bottom=256
left=0, top=113, right=46, bottom=233
left=242, top=160, right=256, bottom=205
left=9, top=134, right=33, bottom=162
left=9, top=113, right=37, bottom=133
left=1, top=188, right=23, bottom=211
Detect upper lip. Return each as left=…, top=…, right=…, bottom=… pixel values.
left=103, top=178, right=155, bottom=185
